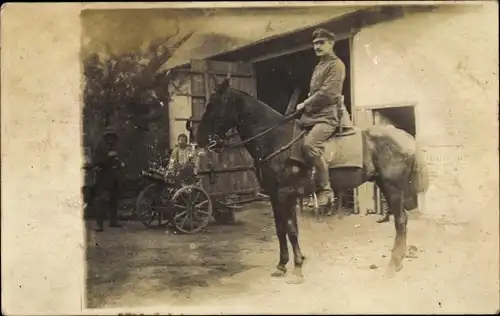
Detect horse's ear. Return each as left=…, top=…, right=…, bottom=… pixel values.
left=209, top=73, right=220, bottom=86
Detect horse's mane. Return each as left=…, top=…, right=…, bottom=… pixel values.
left=228, top=87, right=284, bottom=117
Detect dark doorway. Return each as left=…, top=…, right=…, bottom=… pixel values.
left=254, top=39, right=352, bottom=116
left=373, top=106, right=417, bottom=137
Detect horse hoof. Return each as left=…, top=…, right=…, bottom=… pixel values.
left=271, top=270, right=287, bottom=277
left=385, top=263, right=402, bottom=278
left=377, top=216, right=390, bottom=223
left=286, top=274, right=304, bottom=284
left=286, top=267, right=304, bottom=284
left=384, top=267, right=396, bottom=278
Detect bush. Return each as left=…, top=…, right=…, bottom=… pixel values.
left=82, top=34, right=192, bottom=195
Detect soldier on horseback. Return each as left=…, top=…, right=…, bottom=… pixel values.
left=296, top=28, right=347, bottom=207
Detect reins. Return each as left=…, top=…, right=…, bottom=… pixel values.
left=216, top=110, right=302, bottom=149
left=207, top=109, right=306, bottom=166
left=260, top=130, right=306, bottom=162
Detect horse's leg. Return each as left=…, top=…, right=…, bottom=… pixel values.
left=283, top=195, right=306, bottom=284
left=372, top=178, right=390, bottom=223
left=382, top=184, right=408, bottom=275
left=270, top=195, right=289, bottom=277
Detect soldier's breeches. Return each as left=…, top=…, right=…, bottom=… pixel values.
left=302, top=123, right=336, bottom=159
left=302, top=123, right=336, bottom=190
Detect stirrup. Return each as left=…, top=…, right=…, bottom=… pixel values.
left=311, top=192, right=319, bottom=208
left=312, top=191, right=332, bottom=207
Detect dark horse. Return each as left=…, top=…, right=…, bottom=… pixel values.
left=195, top=78, right=429, bottom=282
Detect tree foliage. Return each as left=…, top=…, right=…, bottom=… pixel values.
left=82, top=33, right=193, bottom=188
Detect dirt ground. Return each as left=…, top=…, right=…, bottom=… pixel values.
left=86, top=201, right=499, bottom=314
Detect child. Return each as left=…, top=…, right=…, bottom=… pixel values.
left=167, top=133, right=199, bottom=184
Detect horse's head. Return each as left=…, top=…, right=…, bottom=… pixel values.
left=194, top=77, right=239, bottom=151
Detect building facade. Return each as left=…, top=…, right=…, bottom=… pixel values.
left=163, top=4, right=499, bottom=220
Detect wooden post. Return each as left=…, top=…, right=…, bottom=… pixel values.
left=337, top=96, right=345, bottom=215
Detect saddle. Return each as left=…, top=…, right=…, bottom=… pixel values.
left=333, top=125, right=356, bottom=137
left=334, top=102, right=356, bottom=137
left=289, top=118, right=364, bottom=170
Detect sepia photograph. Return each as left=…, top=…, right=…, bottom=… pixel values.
left=1, top=1, right=499, bottom=315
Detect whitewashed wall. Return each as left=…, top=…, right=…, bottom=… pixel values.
left=352, top=4, right=499, bottom=225
left=167, top=72, right=192, bottom=148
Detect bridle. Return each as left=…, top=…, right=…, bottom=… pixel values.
left=206, top=109, right=306, bottom=164
left=201, top=75, right=306, bottom=173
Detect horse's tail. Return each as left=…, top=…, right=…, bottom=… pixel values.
left=410, top=147, right=430, bottom=194
left=402, top=147, right=429, bottom=211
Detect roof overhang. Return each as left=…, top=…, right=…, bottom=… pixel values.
left=157, top=6, right=361, bottom=73
left=211, top=6, right=404, bottom=63
left=211, top=5, right=439, bottom=63
left=158, top=4, right=437, bottom=73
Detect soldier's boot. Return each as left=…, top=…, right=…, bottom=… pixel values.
left=312, top=156, right=334, bottom=206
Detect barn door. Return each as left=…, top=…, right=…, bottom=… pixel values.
left=353, top=108, right=377, bottom=215
left=189, top=59, right=260, bottom=200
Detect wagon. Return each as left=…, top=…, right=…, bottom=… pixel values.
left=135, top=163, right=270, bottom=234
left=135, top=166, right=214, bottom=234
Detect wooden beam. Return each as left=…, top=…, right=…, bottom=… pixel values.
left=350, top=35, right=360, bottom=215
left=198, top=165, right=255, bottom=174
left=249, top=43, right=311, bottom=63
left=356, top=102, right=418, bottom=110
left=207, top=188, right=256, bottom=197
left=170, top=92, right=192, bottom=97
left=175, top=117, right=201, bottom=122
left=173, top=67, right=253, bottom=78
left=216, top=195, right=269, bottom=207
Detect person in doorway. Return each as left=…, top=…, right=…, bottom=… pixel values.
left=92, top=126, right=125, bottom=232
left=295, top=28, right=347, bottom=207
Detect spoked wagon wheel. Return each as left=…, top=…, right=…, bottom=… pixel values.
left=135, top=183, right=170, bottom=229
left=171, top=185, right=213, bottom=234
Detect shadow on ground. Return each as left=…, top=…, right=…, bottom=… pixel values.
left=85, top=201, right=275, bottom=308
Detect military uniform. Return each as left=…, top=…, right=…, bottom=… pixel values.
left=92, top=127, right=123, bottom=232
left=298, top=28, right=347, bottom=205
left=298, top=54, right=345, bottom=129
